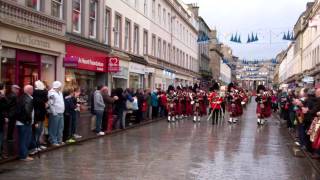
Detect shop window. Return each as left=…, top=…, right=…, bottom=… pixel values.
left=72, top=0, right=81, bottom=33
left=129, top=72, right=143, bottom=90
left=51, top=0, right=63, bottom=19
left=89, top=0, right=97, bottom=38
left=27, top=0, right=40, bottom=11
left=41, top=55, right=56, bottom=86
left=0, top=48, right=16, bottom=84
left=65, top=69, right=97, bottom=112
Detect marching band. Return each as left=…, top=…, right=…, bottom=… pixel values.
left=165, top=82, right=259, bottom=125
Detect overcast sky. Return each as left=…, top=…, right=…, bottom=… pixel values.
left=184, top=0, right=312, bottom=60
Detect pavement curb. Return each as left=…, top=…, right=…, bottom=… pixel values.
left=272, top=113, right=320, bottom=174
left=0, top=117, right=165, bottom=165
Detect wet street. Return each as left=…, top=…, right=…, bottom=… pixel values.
left=0, top=102, right=319, bottom=180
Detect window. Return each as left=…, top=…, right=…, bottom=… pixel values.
left=143, top=30, right=148, bottom=55
left=158, top=4, right=161, bottom=23
left=157, top=38, right=161, bottom=58
left=152, top=35, right=156, bottom=56
left=72, top=0, right=81, bottom=33
left=27, top=0, right=40, bottom=11
left=51, top=0, right=63, bottom=18
left=173, top=47, right=176, bottom=64
left=163, top=41, right=166, bottom=60
left=114, top=15, right=122, bottom=48
left=89, top=0, right=97, bottom=38
left=163, top=8, right=166, bottom=26
left=176, top=49, right=179, bottom=65
left=186, top=54, right=189, bottom=69
left=168, top=13, right=171, bottom=30
left=168, top=43, right=171, bottom=61
left=152, top=0, right=156, bottom=19
left=133, top=25, right=139, bottom=54
left=105, top=9, right=111, bottom=44
left=125, top=20, right=131, bottom=51
left=144, top=0, right=148, bottom=15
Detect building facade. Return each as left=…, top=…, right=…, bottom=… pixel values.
left=105, top=0, right=199, bottom=90
left=276, top=1, right=320, bottom=88
left=0, top=0, right=66, bottom=89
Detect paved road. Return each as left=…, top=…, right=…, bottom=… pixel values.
left=0, top=102, right=319, bottom=180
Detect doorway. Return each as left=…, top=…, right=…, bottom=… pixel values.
left=18, top=62, right=39, bottom=88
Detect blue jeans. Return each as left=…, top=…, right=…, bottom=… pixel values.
left=95, top=110, right=104, bottom=133
left=298, top=124, right=307, bottom=147
left=17, top=124, right=32, bottom=159
left=30, top=121, right=44, bottom=149
left=49, top=114, right=64, bottom=144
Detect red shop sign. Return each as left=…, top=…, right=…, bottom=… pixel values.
left=65, top=44, right=107, bottom=72
left=107, top=57, right=120, bottom=73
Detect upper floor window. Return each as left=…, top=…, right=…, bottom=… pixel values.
left=124, top=20, right=131, bottom=51
left=133, top=25, right=139, bottom=54
left=144, top=0, right=148, bottom=16
left=51, top=0, right=63, bottom=18
left=163, top=8, right=166, bottom=26
left=152, top=35, right=156, bottom=56
left=158, top=4, right=161, bottom=23
left=114, top=15, right=122, bottom=48
left=152, top=0, right=155, bottom=19
left=72, top=0, right=81, bottom=33
left=27, top=0, right=40, bottom=11
left=143, top=30, right=148, bottom=55
left=168, top=13, right=171, bottom=30
left=105, top=9, right=111, bottom=45
left=163, top=41, right=166, bottom=60
left=135, top=0, right=138, bottom=9
left=157, top=38, right=161, bottom=58
left=89, top=0, right=97, bottom=38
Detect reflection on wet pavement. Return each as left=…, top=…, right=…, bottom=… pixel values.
left=0, top=102, right=319, bottom=180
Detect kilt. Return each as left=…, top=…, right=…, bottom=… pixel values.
left=175, top=102, right=182, bottom=115
left=256, top=103, right=271, bottom=118
left=228, top=103, right=238, bottom=117
left=186, top=101, right=192, bottom=115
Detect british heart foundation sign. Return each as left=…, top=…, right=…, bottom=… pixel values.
left=107, top=57, right=120, bottom=73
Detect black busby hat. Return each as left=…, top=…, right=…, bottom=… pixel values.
left=228, top=83, right=235, bottom=92
left=257, top=85, right=266, bottom=93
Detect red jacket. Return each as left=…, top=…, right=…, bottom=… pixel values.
left=208, top=91, right=223, bottom=110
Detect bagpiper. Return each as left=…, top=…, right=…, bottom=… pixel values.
left=192, top=88, right=202, bottom=122
left=255, top=85, right=272, bottom=125
left=175, top=86, right=183, bottom=119
left=208, top=83, right=223, bottom=125
left=227, top=83, right=242, bottom=123
left=185, top=87, right=193, bottom=117
left=167, top=85, right=177, bottom=122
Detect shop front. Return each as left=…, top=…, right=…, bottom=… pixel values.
left=0, top=26, right=65, bottom=88
left=128, top=62, right=145, bottom=90
left=112, top=66, right=128, bottom=90
left=64, top=44, right=108, bottom=111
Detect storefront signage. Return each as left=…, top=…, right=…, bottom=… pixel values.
left=302, top=76, right=314, bottom=83
left=113, top=67, right=128, bottom=79
left=16, top=33, right=50, bottom=48
left=129, top=62, right=145, bottom=74
left=65, top=44, right=108, bottom=72
left=107, top=57, right=120, bottom=72
left=64, top=56, right=106, bottom=72
left=145, top=67, right=155, bottom=74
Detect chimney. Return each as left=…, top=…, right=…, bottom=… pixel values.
left=187, top=3, right=199, bottom=17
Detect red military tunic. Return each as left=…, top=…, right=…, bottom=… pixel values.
left=208, top=91, right=223, bottom=110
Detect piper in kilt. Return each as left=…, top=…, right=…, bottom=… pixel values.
left=167, top=85, right=177, bottom=122
left=227, top=83, right=242, bottom=124
left=255, top=85, right=272, bottom=125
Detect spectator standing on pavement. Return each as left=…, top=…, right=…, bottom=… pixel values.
left=16, top=85, right=34, bottom=161
left=48, top=81, right=65, bottom=146
left=73, top=87, right=82, bottom=139
left=0, top=83, right=8, bottom=160
left=63, top=88, right=77, bottom=143
left=101, top=86, right=118, bottom=132
left=5, top=84, right=20, bottom=142
left=113, top=88, right=126, bottom=129
left=30, top=80, right=48, bottom=153
left=94, top=85, right=106, bottom=135
left=151, top=90, right=159, bottom=118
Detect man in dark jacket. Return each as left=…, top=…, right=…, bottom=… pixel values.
left=16, top=85, right=34, bottom=161
left=6, top=84, right=20, bottom=142
left=0, top=83, right=8, bottom=159
left=30, top=80, right=48, bottom=153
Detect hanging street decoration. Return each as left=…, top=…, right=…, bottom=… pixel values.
left=282, top=31, right=294, bottom=41
left=230, top=33, right=241, bottom=43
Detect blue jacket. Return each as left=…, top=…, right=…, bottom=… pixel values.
left=151, top=92, right=159, bottom=107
